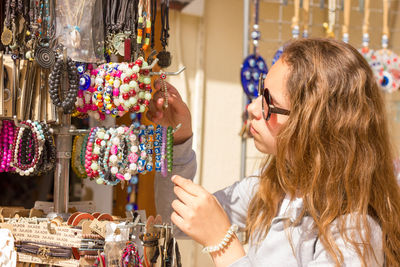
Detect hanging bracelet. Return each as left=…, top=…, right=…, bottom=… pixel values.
left=201, top=224, right=239, bottom=254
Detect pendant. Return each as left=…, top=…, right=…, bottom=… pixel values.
left=1, top=26, right=13, bottom=46
left=112, top=33, right=126, bottom=56
left=70, top=29, right=81, bottom=49
left=35, top=46, right=55, bottom=69
left=157, top=50, right=172, bottom=68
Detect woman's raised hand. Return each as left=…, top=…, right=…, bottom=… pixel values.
left=147, top=79, right=193, bottom=145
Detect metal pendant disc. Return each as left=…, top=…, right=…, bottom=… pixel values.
left=35, top=47, right=56, bottom=69
left=1, top=27, right=12, bottom=45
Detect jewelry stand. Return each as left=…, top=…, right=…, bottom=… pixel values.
left=49, top=65, right=186, bottom=218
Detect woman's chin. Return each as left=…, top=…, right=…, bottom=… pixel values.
left=253, top=139, right=275, bottom=155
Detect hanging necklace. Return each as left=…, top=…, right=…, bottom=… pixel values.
left=341, top=0, right=351, bottom=43
left=157, top=0, right=171, bottom=68
left=64, top=0, right=86, bottom=49
left=1, top=0, right=14, bottom=46
left=374, top=0, right=400, bottom=93
left=240, top=0, right=268, bottom=100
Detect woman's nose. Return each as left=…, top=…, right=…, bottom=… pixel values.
left=247, top=96, right=262, bottom=120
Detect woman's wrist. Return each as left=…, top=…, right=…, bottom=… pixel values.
left=210, top=235, right=246, bottom=267
left=173, top=127, right=193, bottom=145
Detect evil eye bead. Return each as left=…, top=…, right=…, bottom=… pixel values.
left=252, top=72, right=259, bottom=81
left=244, top=71, right=251, bottom=80
left=77, top=65, right=85, bottom=74
left=248, top=83, right=255, bottom=93
left=97, top=85, right=104, bottom=92
left=257, top=61, right=265, bottom=70
left=111, top=109, right=119, bottom=116
left=79, top=74, right=91, bottom=90
left=249, top=58, right=256, bottom=67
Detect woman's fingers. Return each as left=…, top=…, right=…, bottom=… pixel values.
left=174, top=185, right=195, bottom=205
left=171, top=199, right=191, bottom=218
left=171, top=175, right=204, bottom=197
left=171, top=211, right=185, bottom=229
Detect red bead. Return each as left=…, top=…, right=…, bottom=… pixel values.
left=128, top=63, right=134, bottom=68
left=135, top=59, right=143, bottom=66
left=138, top=99, right=143, bottom=104
left=139, top=83, right=145, bottom=89
left=144, top=100, right=150, bottom=106
left=133, top=105, right=140, bottom=111
left=95, top=139, right=101, bottom=145
left=93, top=171, right=99, bottom=177
left=142, top=70, right=150, bottom=76
left=122, top=93, right=130, bottom=100
left=92, top=154, right=99, bottom=161
left=130, top=74, right=138, bottom=80
left=145, top=84, right=152, bottom=91
left=129, top=90, right=136, bottom=97
left=123, top=77, right=130, bottom=83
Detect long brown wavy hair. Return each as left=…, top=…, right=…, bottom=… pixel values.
left=246, top=38, right=400, bottom=266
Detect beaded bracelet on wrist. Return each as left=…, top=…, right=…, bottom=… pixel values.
left=201, top=224, right=239, bottom=254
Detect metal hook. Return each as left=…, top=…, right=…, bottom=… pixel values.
left=141, top=58, right=159, bottom=70
left=13, top=115, right=29, bottom=128
left=150, top=66, right=186, bottom=76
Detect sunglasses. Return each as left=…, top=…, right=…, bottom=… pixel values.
left=258, top=74, right=290, bottom=121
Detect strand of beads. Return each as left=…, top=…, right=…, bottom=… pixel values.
left=70, top=57, right=153, bottom=120
left=85, top=127, right=100, bottom=178
left=72, top=135, right=87, bottom=178
left=0, top=120, right=15, bottom=172
left=74, top=124, right=175, bottom=185
left=154, top=125, right=162, bottom=172
left=11, top=121, right=44, bottom=176
left=166, top=126, right=173, bottom=173
left=145, top=125, right=154, bottom=172
left=48, top=54, right=79, bottom=114
left=161, top=126, right=168, bottom=177
left=0, top=120, right=55, bottom=176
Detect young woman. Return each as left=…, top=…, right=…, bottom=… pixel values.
left=147, top=38, right=400, bottom=266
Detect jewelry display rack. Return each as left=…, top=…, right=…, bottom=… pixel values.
left=44, top=63, right=187, bottom=217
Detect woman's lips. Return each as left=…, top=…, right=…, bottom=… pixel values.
left=249, top=124, right=258, bottom=135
